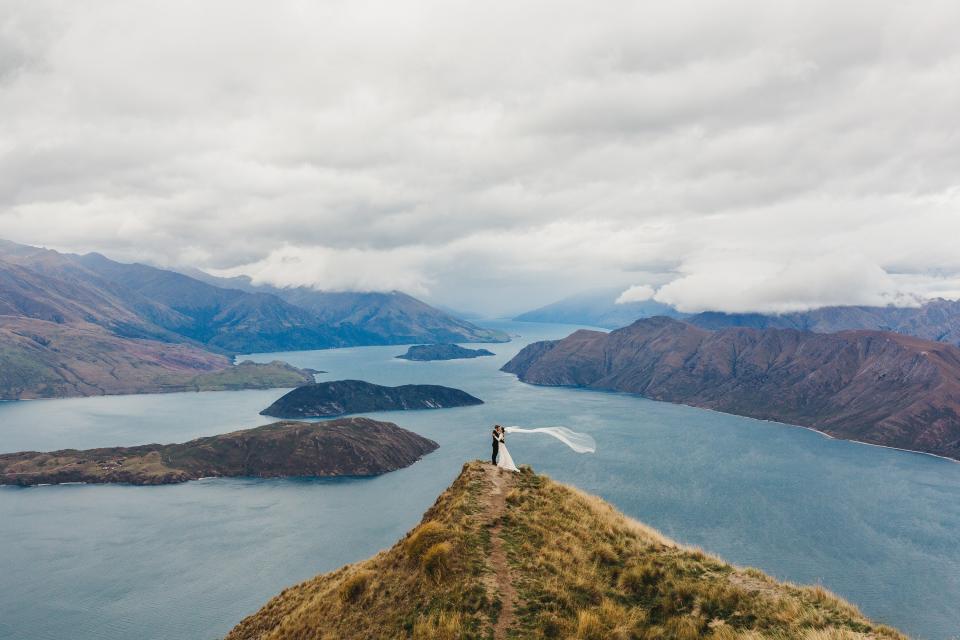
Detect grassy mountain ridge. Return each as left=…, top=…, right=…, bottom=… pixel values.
left=225, top=461, right=904, bottom=639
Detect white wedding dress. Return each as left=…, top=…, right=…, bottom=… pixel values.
left=496, top=437, right=519, bottom=472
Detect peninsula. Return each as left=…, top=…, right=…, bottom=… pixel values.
left=503, top=316, right=960, bottom=460
left=0, top=417, right=438, bottom=486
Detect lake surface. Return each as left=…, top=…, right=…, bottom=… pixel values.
left=2, top=320, right=959, bottom=640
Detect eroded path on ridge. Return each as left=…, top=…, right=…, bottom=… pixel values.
left=482, top=464, right=519, bottom=640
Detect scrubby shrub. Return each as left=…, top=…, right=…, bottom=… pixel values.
left=338, top=570, right=373, bottom=603
left=618, top=560, right=664, bottom=597
left=592, top=542, right=619, bottom=566
left=707, top=620, right=738, bottom=640
left=405, top=521, right=448, bottom=561
left=412, top=611, right=463, bottom=640
left=421, top=541, right=453, bottom=580
left=571, top=599, right=647, bottom=640
left=536, top=611, right=563, bottom=638
left=664, top=614, right=705, bottom=640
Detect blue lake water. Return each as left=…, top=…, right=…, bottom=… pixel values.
left=1, top=320, right=959, bottom=640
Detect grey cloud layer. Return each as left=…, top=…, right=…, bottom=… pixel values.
left=1, top=0, right=959, bottom=314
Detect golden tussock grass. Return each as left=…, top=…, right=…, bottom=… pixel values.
left=225, top=461, right=908, bottom=640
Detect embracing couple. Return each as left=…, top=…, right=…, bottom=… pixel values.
left=490, top=424, right=519, bottom=472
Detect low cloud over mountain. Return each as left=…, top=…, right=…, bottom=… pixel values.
left=3, top=1, right=960, bottom=314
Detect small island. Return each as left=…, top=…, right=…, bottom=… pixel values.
left=395, top=343, right=495, bottom=361
left=260, top=379, right=483, bottom=419
left=0, top=417, right=438, bottom=486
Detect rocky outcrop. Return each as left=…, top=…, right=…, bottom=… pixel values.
left=503, top=317, right=960, bottom=460
left=260, top=379, right=484, bottom=418
left=0, top=417, right=438, bottom=486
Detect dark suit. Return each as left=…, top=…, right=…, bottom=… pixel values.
left=491, top=430, right=499, bottom=464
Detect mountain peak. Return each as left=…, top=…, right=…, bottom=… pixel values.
left=227, top=461, right=904, bottom=640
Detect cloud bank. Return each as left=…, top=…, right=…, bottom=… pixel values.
left=2, top=0, right=960, bottom=314
left=615, top=285, right=656, bottom=305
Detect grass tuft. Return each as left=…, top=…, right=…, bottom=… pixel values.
left=421, top=541, right=453, bottom=581
left=338, top=570, right=374, bottom=603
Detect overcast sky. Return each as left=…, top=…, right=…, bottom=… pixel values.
left=2, top=0, right=960, bottom=315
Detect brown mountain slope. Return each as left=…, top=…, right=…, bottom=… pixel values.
left=503, top=317, right=960, bottom=460
left=0, top=317, right=313, bottom=399
left=1, top=417, right=437, bottom=486
left=226, top=461, right=905, bottom=640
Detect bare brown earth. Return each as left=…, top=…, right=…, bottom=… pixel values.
left=503, top=316, right=960, bottom=460
left=0, top=417, right=438, bottom=486
left=483, top=464, right=519, bottom=640
left=224, top=461, right=905, bottom=639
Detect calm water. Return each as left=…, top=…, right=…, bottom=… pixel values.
left=1, top=320, right=959, bottom=640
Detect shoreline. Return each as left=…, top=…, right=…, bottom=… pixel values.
left=522, top=381, right=960, bottom=466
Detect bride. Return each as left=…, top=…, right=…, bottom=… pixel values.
left=494, top=425, right=519, bottom=472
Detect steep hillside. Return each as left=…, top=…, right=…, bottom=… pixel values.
left=0, top=316, right=314, bottom=399
left=0, top=239, right=508, bottom=398
left=687, top=300, right=960, bottom=346
left=1, top=240, right=506, bottom=354
left=281, top=290, right=509, bottom=344
left=503, top=317, right=960, bottom=460
left=75, top=252, right=347, bottom=352
left=0, top=250, right=193, bottom=343
left=1, top=417, right=437, bottom=486
left=190, top=271, right=509, bottom=345
left=226, top=461, right=905, bottom=640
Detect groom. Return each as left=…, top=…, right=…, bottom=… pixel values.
left=491, top=424, right=501, bottom=464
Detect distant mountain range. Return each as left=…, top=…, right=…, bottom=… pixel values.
left=503, top=316, right=960, bottom=460
left=186, top=270, right=507, bottom=347
left=0, top=239, right=506, bottom=399
left=516, top=288, right=960, bottom=348
left=685, top=300, right=960, bottom=345
left=514, top=289, right=684, bottom=329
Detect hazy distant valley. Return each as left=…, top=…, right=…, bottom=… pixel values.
left=0, top=239, right=506, bottom=400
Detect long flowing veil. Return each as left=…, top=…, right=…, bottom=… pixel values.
left=504, top=426, right=596, bottom=453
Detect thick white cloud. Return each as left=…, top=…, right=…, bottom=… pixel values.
left=616, top=285, right=655, bottom=305
left=1, top=0, right=960, bottom=314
